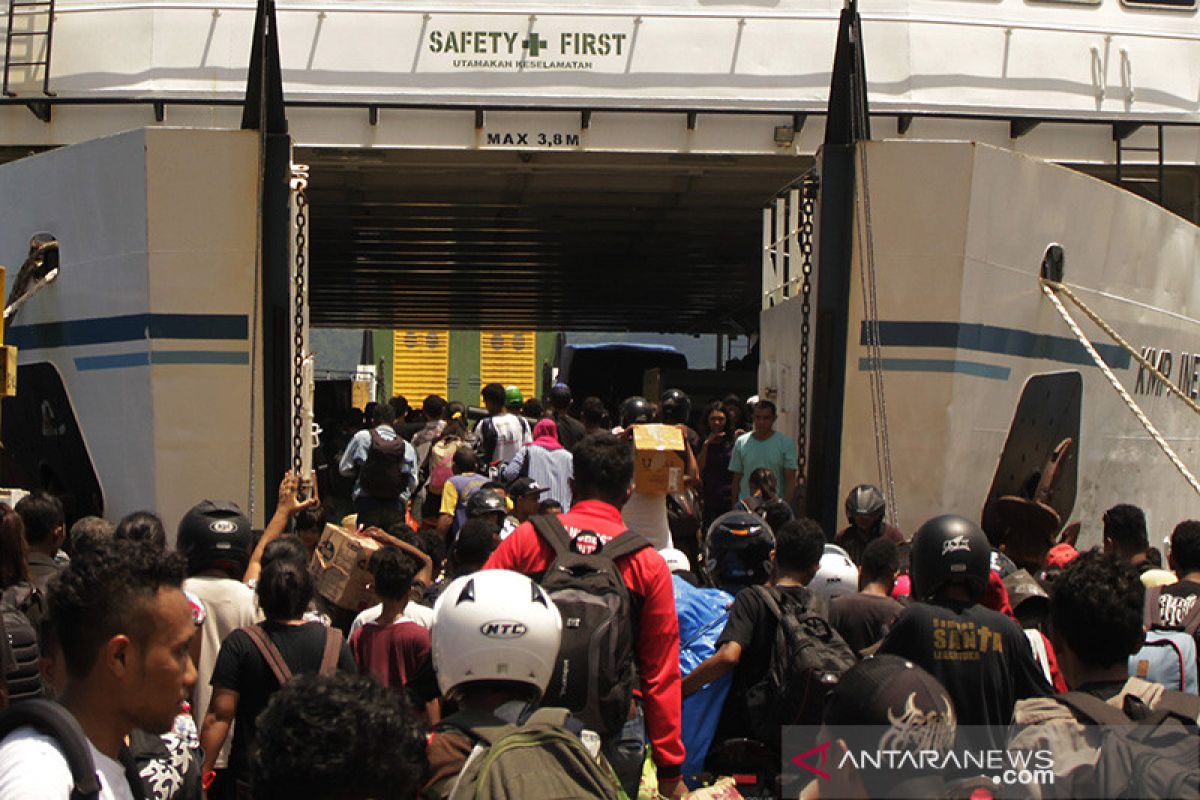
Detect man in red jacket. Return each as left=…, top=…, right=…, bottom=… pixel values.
left=484, top=433, right=687, bottom=799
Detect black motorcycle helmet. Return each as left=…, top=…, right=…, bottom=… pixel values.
left=844, top=484, right=886, bottom=524
left=177, top=500, right=253, bottom=577
left=660, top=389, right=692, bottom=426
left=703, top=510, right=775, bottom=593
left=909, top=514, right=991, bottom=603
left=619, top=396, right=653, bottom=428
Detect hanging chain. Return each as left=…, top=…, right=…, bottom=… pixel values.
left=290, top=164, right=310, bottom=484
left=796, top=173, right=817, bottom=478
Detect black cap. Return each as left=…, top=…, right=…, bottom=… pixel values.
left=466, top=489, right=506, bottom=518
left=825, top=654, right=956, bottom=731
left=508, top=478, right=550, bottom=499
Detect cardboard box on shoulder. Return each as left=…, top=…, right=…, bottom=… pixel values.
left=631, top=424, right=686, bottom=495
left=309, top=524, right=380, bottom=611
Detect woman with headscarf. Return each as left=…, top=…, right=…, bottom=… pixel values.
left=501, top=418, right=574, bottom=511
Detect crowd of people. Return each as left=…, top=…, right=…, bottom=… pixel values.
left=0, top=381, right=1196, bottom=799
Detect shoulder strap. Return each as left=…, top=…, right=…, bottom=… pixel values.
left=439, top=709, right=519, bottom=747
left=752, top=585, right=784, bottom=621
left=319, top=627, right=344, bottom=677
left=0, top=699, right=102, bottom=800
left=531, top=514, right=573, bottom=557
left=478, top=417, right=497, bottom=451
left=598, top=529, right=652, bottom=562
left=1060, top=691, right=1134, bottom=726
left=523, top=706, right=572, bottom=728
left=241, top=624, right=293, bottom=686
left=1145, top=585, right=1165, bottom=628
left=1152, top=689, right=1200, bottom=725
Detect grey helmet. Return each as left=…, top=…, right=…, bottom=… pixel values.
left=845, top=484, right=886, bottom=523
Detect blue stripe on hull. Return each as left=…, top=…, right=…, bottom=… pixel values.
left=860, top=321, right=1130, bottom=370
left=74, top=350, right=249, bottom=371
left=9, top=313, right=249, bottom=350
left=857, top=357, right=1011, bottom=381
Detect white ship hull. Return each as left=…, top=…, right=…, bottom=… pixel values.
left=761, top=139, right=1200, bottom=547
left=0, top=127, right=265, bottom=529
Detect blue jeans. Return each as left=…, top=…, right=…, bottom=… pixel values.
left=602, top=703, right=646, bottom=799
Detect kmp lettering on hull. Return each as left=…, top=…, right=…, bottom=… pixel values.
left=1133, top=345, right=1200, bottom=401
left=426, top=22, right=632, bottom=72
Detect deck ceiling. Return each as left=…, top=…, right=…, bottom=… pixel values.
left=304, top=148, right=811, bottom=332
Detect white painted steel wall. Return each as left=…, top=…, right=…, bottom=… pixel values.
left=0, top=0, right=1196, bottom=156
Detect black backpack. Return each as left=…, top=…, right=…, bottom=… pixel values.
left=743, top=586, right=855, bottom=742
left=0, top=583, right=43, bottom=704
left=359, top=429, right=409, bottom=500
left=1059, top=689, right=1200, bottom=800
left=531, top=515, right=650, bottom=736
left=0, top=699, right=103, bottom=799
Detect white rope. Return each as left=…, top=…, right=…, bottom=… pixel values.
left=1044, top=278, right=1200, bottom=417
left=1040, top=280, right=1200, bottom=497
left=3, top=268, right=57, bottom=320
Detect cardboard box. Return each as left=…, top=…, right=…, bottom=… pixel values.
left=631, top=424, right=686, bottom=495
left=309, top=524, right=380, bottom=611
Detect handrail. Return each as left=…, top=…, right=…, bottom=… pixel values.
left=40, top=2, right=1200, bottom=43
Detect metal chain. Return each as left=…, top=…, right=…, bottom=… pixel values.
left=1041, top=281, right=1200, bottom=496
left=855, top=142, right=900, bottom=525
left=1043, top=278, right=1200, bottom=417
left=796, top=174, right=817, bottom=478
left=290, top=164, right=310, bottom=479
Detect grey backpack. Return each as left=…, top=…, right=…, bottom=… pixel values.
left=1059, top=688, right=1200, bottom=800
left=531, top=515, right=650, bottom=735
left=0, top=584, right=43, bottom=704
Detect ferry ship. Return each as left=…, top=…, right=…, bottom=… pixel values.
left=0, top=0, right=1196, bottom=541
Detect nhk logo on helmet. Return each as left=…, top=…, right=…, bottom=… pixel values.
left=480, top=620, right=528, bottom=639
left=941, top=535, right=971, bottom=555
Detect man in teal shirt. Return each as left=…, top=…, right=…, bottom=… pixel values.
left=729, top=399, right=799, bottom=505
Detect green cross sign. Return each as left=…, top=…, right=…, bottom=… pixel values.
left=521, top=33, right=548, bottom=57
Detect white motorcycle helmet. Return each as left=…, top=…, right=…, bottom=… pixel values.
left=432, top=569, right=563, bottom=701
left=810, top=543, right=860, bottom=604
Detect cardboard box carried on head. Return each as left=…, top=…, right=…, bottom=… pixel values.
left=309, top=524, right=380, bottom=611
left=631, top=424, right=686, bottom=495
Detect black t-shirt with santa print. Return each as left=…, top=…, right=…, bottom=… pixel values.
left=878, top=600, right=1053, bottom=752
